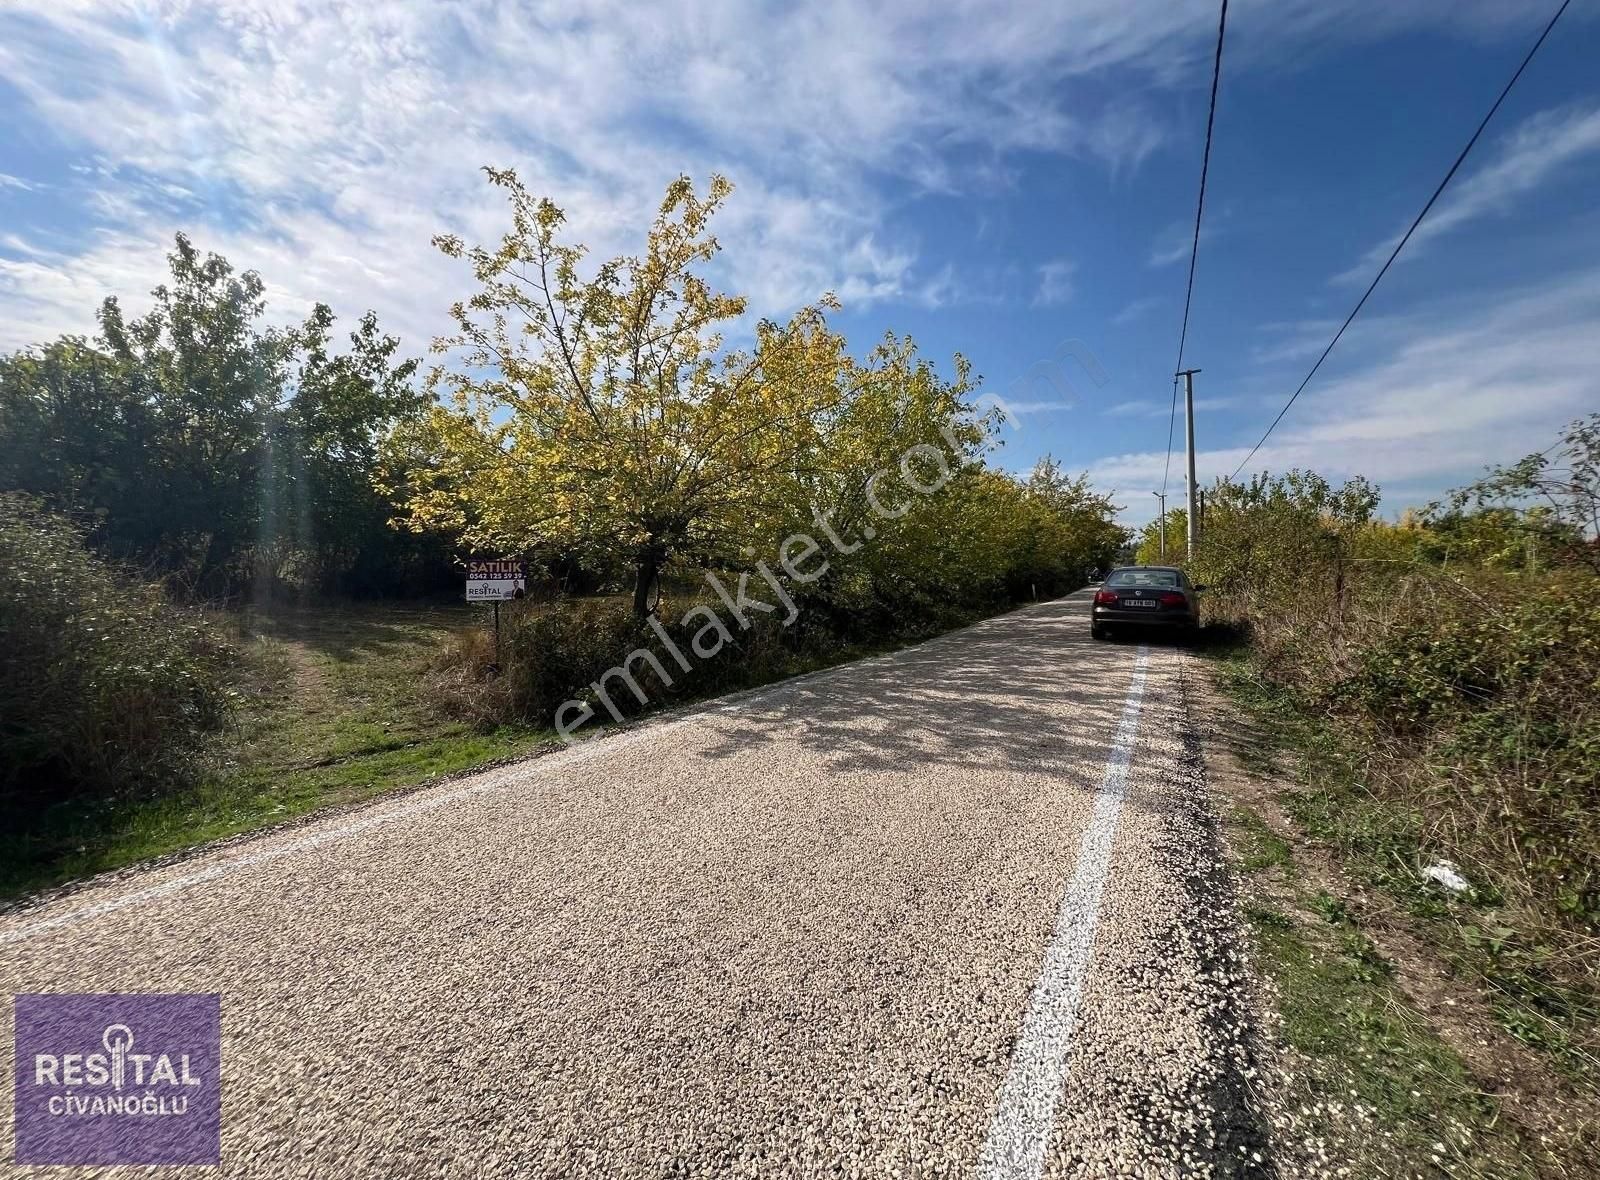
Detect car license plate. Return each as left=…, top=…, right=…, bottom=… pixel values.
left=1125, top=598, right=1158, bottom=608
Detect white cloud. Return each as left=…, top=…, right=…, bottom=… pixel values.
left=1005, top=400, right=1076, bottom=415
left=1033, top=259, right=1076, bottom=307
left=1148, top=240, right=1191, bottom=270
left=1147, top=219, right=1207, bottom=268
left=1333, top=102, right=1600, bottom=286
left=1102, top=395, right=1245, bottom=418
left=1146, top=214, right=1234, bottom=269
left=1111, top=295, right=1163, bottom=325
left=1088, top=263, right=1600, bottom=521
left=1102, top=398, right=1171, bottom=419
left=1083, top=99, right=1168, bottom=178
left=0, top=0, right=1577, bottom=356
left=0, top=0, right=1206, bottom=351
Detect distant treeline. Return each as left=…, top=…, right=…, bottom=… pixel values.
left=1, top=207, right=1132, bottom=611
left=0, top=234, right=452, bottom=600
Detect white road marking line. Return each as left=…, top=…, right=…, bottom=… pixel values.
left=0, top=597, right=1081, bottom=947
left=978, top=643, right=1151, bottom=1180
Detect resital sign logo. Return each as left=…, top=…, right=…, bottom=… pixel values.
left=13, top=993, right=222, bottom=1166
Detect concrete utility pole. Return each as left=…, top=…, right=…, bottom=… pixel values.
left=1151, top=491, right=1167, bottom=561
left=1177, top=368, right=1201, bottom=559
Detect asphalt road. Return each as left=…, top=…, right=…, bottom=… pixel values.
left=2, top=591, right=1271, bottom=1178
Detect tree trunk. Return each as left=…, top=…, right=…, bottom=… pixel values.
left=632, top=552, right=661, bottom=618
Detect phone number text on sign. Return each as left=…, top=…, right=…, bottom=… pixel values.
left=465, top=558, right=525, bottom=601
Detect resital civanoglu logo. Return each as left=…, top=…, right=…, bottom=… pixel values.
left=12, top=993, right=222, bottom=1166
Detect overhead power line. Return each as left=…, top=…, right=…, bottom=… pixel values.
left=1162, top=0, right=1230, bottom=500
left=1228, top=0, right=1573, bottom=481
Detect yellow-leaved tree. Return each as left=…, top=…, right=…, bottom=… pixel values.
left=384, top=169, right=982, bottom=615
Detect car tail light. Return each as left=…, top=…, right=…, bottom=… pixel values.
left=1093, top=589, right=1118, bottom=605
left=1158, top=591, right=1187, bottom=607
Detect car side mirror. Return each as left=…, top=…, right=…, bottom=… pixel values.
left=1193, top=583, right=1208, bottom=592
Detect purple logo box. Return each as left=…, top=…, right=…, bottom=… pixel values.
left=13, top=993, right=221, bottom=1166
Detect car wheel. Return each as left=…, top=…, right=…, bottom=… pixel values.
left=1091, top=624, right=1107, bottom=641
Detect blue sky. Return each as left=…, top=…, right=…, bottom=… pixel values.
left=2, top=1, right=1597, bottom=525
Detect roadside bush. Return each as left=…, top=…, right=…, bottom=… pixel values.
left=1192, top=469, right=1381, bottom=687
left=0, top=495, right=236, bottom=809
left=1334, top=574, right=1600, bottom=925
left=434, top=599, right=650, bottom=727
left=1192, top=468, right=1600, bottom=1010
left=434, top=589, right=932, bottom=731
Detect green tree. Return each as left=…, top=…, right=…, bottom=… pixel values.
left=0, top=234, right=422, bottom=597
left=0, top=338, right=152, bottom=539
left=1429, top=413, right=1599, bottom=574
left=389, top=169, right=985, bottom=616
left=96, top=235, right=293, bottom=585
left=1013, top=456, right=1126, bottom=589
left=266, top=305, right=423, bottom=594
left=1134, top=509, right=1186, bottom=566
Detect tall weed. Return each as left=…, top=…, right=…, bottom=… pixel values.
left=0, top=495, right=237, bottom=809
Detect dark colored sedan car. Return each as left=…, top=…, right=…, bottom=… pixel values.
left=1090, top=566, right=1203, bottom=640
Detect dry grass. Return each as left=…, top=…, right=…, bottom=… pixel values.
left=1205, top=631, right=1600, bottom=1094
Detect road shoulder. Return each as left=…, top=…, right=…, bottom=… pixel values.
left=1191, top=657, right=1598, bottom=1176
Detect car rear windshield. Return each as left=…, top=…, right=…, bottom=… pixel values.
left=1106, top=569, right=1179, bottom=588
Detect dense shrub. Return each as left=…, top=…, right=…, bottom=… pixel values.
left=1333, top=575, right=1600, bottom=923
left=0, top=495, right=236, bottom=808
left=433, top=589, right=956, bottom=732
left=1192, top=470, right=1600, bottom=950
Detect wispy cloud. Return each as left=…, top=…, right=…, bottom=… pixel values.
left=1102, top=398, right=1170, bottom=419
left=1033, top=259, right=1076, bottom=307
left=1333, top=102, right=1600, bottom=286
left=0, top=0, right=1229, bottom=350
left=1111, top=295, right=1163, bottom=325
left=1006, top=399, right=1076, bottom=415
left=1082, top=99, right=1167, bottom=178
left=0, top=0, right=1547, bottom=354
left=1091, top=262, right=1600, bottom=521
left=1102, top=395, right=1245, bottom=418
left=1148, top=220, right=1212, bottom=268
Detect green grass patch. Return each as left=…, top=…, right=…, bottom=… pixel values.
left=1232, top=805, right=1293, bottom=875
left=1208, top=639, right=1600, bottom=1095
left=1245, top=904, right=1533, bottom=1176
left=0, top=601, right=554, bottom=901
left=1226, top=803, right=1549, bottom=1176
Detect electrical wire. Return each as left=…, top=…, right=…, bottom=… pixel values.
left=1158, top=0, right=1228, bottom=495
left=1229, top=0, right=1573, bottom=481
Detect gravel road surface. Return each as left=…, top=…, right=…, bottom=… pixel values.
left=2, top=591, right=1271, bottom=1178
